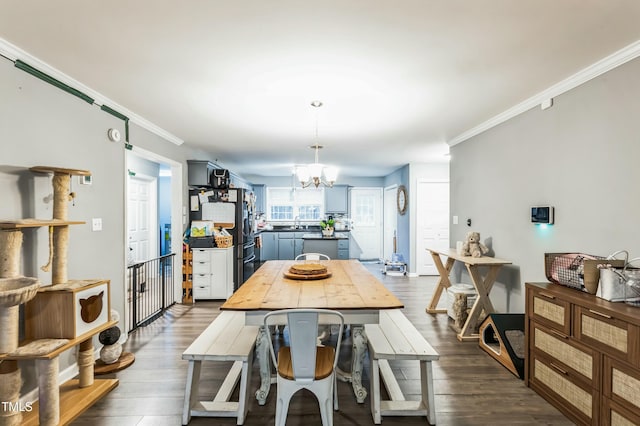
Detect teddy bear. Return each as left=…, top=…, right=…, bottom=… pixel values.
left=461, top=231, right=489, bottom=258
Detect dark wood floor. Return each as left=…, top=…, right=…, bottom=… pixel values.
left=73, top=263, right=572, bottom=426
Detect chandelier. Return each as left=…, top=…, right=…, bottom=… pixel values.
left=295, top=101, right=339, bottom=188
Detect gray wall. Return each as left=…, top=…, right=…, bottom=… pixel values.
left=384, top=165, right=411, bottom=265
left=0, top=57, right=209, bottom=395
left=450, top=56, right=640, bottom=313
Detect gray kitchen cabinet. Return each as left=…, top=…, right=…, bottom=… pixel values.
left=278, top=238, right=295, bottom=260
left=261, top=232, right=278, bottom=260
left=276, top=232, right=305, bottom=259
left=253, top=184, right=266, bottom=214
left=294, top=232, right=305, bottom=258
left=338, top=238, right=349, bottom=259
left=187, top=160, right=216, bottom=187
left=302, top=238, right=339, bottom=259
left=325, top=185, right=349, bottom=214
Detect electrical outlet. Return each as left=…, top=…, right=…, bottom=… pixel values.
left=453, top=215, right=458, bottom=225
left=92, top=218, right=102, bottom=231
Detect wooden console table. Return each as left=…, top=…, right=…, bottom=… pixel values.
left=426, top=248, right=511, bottom=341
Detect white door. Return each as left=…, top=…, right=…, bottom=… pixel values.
left=416, top=181, right=449, bottom=275
left=383, top=185, right=397, bottom=261
left=128, top=174, right=158, bottom=262
left=350, top=188, right=383, bottom=261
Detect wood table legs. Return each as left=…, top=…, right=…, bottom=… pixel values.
left=456, top=264, right=501, bottom=341
left=426, top=251, right=455, bottom=314
left=255, top=326, right=272, bottom=405
left=425, top=249, right=505, bottom=341
left=335, top=325, right=368, bottom=403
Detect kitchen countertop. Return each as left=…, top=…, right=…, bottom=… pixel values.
left=256, top=227, right=350, bottom=233
left=301, top=232, right=349, bottom=240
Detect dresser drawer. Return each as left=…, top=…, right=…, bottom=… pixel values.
left=603, top=356, right=640, bottom=418
left=192, top=249, right=212, bottom=262
left=602, top=396, right=640, bottom=426
left=574, top=306, right=640, bottom=366
left=529, top=352, right=599, bottom=425
left=193, top=273, right=213, bottom=287
left=192, top=284, right=211, bottom=299
left=528, top=286, right=571, bottom=335
left=530, top=322, right=599, bottom=388
left=192, top=259, right=211, bottom=274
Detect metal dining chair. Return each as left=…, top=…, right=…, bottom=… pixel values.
left=294, top=253, right=330, bottom=261
left=263, top=309, right=345, bottom=426
left=293, top=253, right=333, bottom=341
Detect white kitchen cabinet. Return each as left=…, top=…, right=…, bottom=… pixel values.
left=191, top=247, right=234, bottom=300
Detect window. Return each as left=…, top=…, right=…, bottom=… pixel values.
left=267, top=187, right=324, bottom=222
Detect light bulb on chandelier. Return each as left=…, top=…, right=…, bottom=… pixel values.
left=296, top=101, right=339, bottom=188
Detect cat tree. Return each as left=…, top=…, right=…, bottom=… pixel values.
left=0, top=166, right=117, bottom=426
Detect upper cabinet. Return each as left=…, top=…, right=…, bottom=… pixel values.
left=187, top=160, right=252, bottom=191
left=325, top=185, right=349, bottom=214
left=253, top=184, right=266, bottom=214
left=229, top=171, right=252, bottom=191
left=187, top=160, right=215, bottom=187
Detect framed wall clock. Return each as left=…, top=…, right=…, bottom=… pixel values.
left=397, top=185, right=407, bottom=215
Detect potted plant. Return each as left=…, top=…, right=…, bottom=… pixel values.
left=320, top=218, right=335, bottom=237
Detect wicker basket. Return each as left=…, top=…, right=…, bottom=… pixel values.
left=544, top=253, right=603, bottom=292
left=214, top=235, right=233, bottom=248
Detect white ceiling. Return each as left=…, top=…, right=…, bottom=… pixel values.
left=1, top=1, right=640, bottom=177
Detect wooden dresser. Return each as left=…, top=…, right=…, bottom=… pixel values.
left=526, top=282, right=640, bottom=425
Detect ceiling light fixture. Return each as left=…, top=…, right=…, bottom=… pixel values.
left=296, top=101, right=338, bottom=188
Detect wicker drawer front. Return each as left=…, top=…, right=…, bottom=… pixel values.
left=574, top=307, right=638, bottom=365
left=603, top=356, right=640, bottom=417
left=602, top=396, right=640, bottom=426
left=529, top=288, right=571, bottom=335
left=529, top=353, right=598, bottom=424
left=531, top=323, right=598, bottom=387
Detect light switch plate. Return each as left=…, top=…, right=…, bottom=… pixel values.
left=92, top=218, right=102, bottom=231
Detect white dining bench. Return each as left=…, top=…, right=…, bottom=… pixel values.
left=365, top=309, right=439, bottom=425
left=182, top=311, right=259, bottom=425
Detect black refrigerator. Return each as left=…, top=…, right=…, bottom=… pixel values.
left=189, top=187, right=255, bottom=291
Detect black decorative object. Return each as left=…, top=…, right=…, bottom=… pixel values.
left=99, top=326, right=121, bottom=346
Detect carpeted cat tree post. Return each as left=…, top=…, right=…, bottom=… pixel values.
left=0, top=230, right=40, bottom=426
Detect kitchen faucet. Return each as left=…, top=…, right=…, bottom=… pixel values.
left=294, top=216, right=300, bottom=229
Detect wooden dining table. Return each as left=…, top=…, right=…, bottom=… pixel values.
left=221, top=259, right=404, bottom=404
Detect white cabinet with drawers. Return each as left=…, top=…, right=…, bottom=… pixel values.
left=191, top=247, right=233, bottom=300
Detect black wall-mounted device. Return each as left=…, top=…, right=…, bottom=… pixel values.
left=531, top=206, right=554, bottom=224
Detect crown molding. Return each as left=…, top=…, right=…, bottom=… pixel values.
left=449, top=39, right=640, bottom=147
left=0, top=37, right=184, bottom=146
